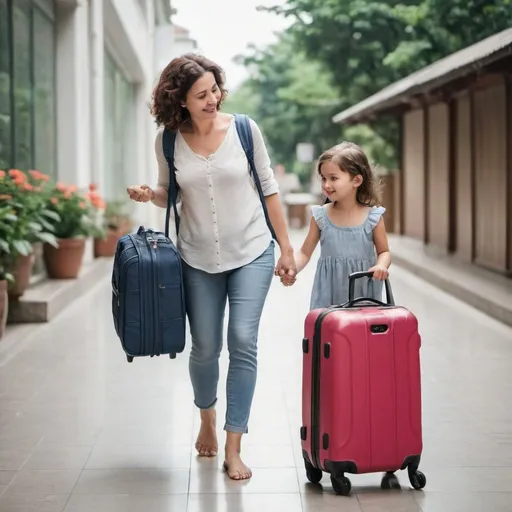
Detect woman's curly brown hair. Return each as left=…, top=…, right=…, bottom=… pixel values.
left=317, top=142, right=382, bottom=206
left=151, top=53, right=228, bottom=132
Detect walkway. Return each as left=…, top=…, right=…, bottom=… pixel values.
left=0, top=231, right=511, bottom=511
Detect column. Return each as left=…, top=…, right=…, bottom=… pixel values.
left=89, top=0, right=104, bottom=191
left=55, top=0, right=91, bottom=188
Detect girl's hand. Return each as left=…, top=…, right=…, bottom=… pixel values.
left=368, top=265, right=389, bottom=281
left=280, top=271, right=297, bottom=287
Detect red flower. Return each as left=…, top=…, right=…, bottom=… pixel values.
left=9, top=169, right=26, bottom=182
left=28, top=170, right=50, bottom=182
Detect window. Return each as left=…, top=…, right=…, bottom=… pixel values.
left=104, top=51, right=136, bottom=200
left=0, top=0, right=56, bottom=176
left=13, top=0, right=32, bottom=171
left=33, top=7, right=56, bottom=177
left=0, top=0, right=11, bottom=170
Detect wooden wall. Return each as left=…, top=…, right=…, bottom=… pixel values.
left=398, top=75, right=511, bottom=274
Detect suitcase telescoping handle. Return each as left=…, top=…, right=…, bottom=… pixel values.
left=347, top=271, right=395, bottom=307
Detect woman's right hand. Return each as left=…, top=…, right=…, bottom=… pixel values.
left=127, top=184, right=154, bottom=203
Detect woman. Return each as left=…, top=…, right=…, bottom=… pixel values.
left=127, top=53, right=296, bottom=480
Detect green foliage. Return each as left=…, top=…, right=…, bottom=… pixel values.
left=229, top=34, right=343, bottom=173
left=233, top=0, right=512, bottom=175
left=223, top=81, right=261, bottom=120
left=0, top=170, right=60, bottom=258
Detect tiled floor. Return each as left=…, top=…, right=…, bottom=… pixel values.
left=1, top=233, right=512, bottom=511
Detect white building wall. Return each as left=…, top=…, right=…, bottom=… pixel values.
left=55, top=1, right=91, bottom=189
left=54, top=0, right=163, bottom=234
left=155, top=24, right=197, bottom=76
left=153, top=23, right=197, bottom=234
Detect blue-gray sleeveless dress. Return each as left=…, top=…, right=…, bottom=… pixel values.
left=310, top=205, right=386, bottom=310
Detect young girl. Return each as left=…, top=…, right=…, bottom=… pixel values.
left=283, top=142, right=391, bottom=308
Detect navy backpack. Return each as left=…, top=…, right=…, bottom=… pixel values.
left=162, top=113, right=276, bottom=240
left=112, top=114, right=274, bottom=363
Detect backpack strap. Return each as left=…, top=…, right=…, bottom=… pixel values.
left=162, top=116, right=277, bottom=241
left=233, top=114, right=277, bottom=240
left=162, top=128, right=180, bottom=238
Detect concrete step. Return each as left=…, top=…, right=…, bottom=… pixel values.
left=388, top=235, right=512, bottom=328
left=7, top=257, right=113, bottom=324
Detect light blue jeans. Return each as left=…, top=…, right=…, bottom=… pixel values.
left=182, top=242, right=275, bottom=433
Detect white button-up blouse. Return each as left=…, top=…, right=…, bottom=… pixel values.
left=153, top=116, right=279, bottom=274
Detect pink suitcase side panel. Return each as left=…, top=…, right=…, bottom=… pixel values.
left=301, top=309, right=323, bottom=465
left=316, top=307, right=422, bottom=473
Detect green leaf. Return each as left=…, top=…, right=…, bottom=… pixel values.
left=28, top=221, right=43, bottom=232
left=0, top=240, right=10, bottom=254
left=2, top=272, right=14, bottom=283
left=12, top=240, right=32, bottom=256
left=35, top=232, right=59, bottom=248
left=35, top=217, right=55, bottom=232
left=40, top=209, right=61, bottom=222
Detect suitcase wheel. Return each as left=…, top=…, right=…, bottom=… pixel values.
left=126, top=355, right=134, bottom=363
left=381, top=471, right=401, bottom=490
left=408, top=469, right=426, bottom=490
left=305, top=467, right=323, bottom=484
left=169, top=353, right=176, bottom=359
left=331, top=475, right=351, bottom=496
left=304, top=459, right=322, bottom=484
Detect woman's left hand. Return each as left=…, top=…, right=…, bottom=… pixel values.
left=275, top=250, right=297, bottom=286
left=368, top=265, right=389, bottom=281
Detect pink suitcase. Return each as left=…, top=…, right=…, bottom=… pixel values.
left=301, top=271, right=426, bottom=495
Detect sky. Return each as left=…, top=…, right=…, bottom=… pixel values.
left=170, top=0, right=291, bottom=90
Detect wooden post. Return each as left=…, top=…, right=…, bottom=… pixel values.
left=469, top=89, right=476, bottom=263
left=448, top=98, right=457, bottom=253
left=398, top=116, right=405, bottom=235
left=506, top=74, right=512, bottom=274
left=423, top=101, right=430, bottom=245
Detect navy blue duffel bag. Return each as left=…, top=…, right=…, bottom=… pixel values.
left=111, top=129, right=185, bottom=363
left=111, top=227, right=186, bottom=363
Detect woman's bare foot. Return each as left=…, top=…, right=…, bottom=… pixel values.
left=195, top=409, right=218, bottom=457
left=224, top=432, right=252, bottom=480
left=223, top=453, right=252, bottom=480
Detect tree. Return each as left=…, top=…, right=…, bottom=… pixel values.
left=223, top=80, right=260, bottom=120
left=263, top=0, right=512, bottom=103
left=226, top=34, right=343, bottom=182
left=258, top=0, right=512, bottom=168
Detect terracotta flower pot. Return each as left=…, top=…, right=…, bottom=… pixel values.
left=8, top=252, right=35, bottom=300
left=94, top=229, right=123, bottom=258
left=43, top=238, right=86, bottom=279
left=0, top=280, right=8, bottom=340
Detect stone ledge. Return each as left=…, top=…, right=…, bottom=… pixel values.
left=7, top=257, right=113, bottom=323
left=388, top=235, right=512, bottom=328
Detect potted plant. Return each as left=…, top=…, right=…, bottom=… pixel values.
left=0, top=204, right=17, bottom=339
left=0, top=170, right=59, bottom=299
left=93, top=194, right=133, bottom=258
left=41, top=181, right=104, bottom=279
